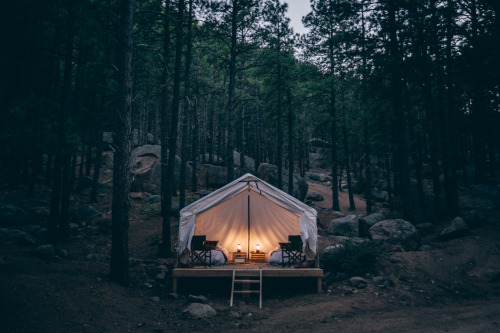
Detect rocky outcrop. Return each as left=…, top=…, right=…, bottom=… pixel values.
left=233, top=151, right=255, bottom=170
left=196, top=164, right=241, bottom=188
left=359, top=213, right=385, bottom=238
left=369, top=219, right=420, bottom=251
left=184, top=303, right=216, bottom=318
left=439, top=217, right=469, bottom=241
left=306, top=192, right=324, bottom=201
left=257, top=163, right=308, bottom=201
left=129, top=145, right=193, bottom=194
left=327, top=215, right=360, bottom=238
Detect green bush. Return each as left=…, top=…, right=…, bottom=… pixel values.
left=320, top=240, right=381, bottom=276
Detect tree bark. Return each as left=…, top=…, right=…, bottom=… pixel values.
left=110, top=0, right=134, bottom=286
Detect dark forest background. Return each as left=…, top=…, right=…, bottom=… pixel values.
left=1, top=0, right=499, bottom=285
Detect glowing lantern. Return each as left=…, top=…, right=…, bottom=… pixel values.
left=237, top=244, right=241, bottom=252
left=256, top=244, right=260, bottom=253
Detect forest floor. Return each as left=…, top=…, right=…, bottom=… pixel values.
left=1, top=171, right=500, bottom=332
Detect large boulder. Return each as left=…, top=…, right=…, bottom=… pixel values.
left=196, top=164, right=241, bottom=188
left=309, top=173, right=331, bottom=182
left=0, top=204, right=32, bottom=227
left=327, top=215, right=360, bottom=238
left=369, top=219, right=420, bottom=251
left=306, top=192, right=324, bottom=201
left=0, top=228, right=37, bottom=245
left=184, top=303, right=216, bottom=318
left=129, top=145, right=193, bottom=194
left=359, top=213, right=385, bottom=238
left=233, top=151, right=255, bottom=170
left=439, top=217, right=469, bottom=241
left=257, top=163, right=308, bottom=201
left=198, top=153, right=224, bottom=166
left=370, top=188, right=388, bottom=202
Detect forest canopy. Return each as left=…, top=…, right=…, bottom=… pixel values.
left=1, top=0, right=499, bottom=283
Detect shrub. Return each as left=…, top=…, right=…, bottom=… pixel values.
left=321, top=240, right=381, bottom=276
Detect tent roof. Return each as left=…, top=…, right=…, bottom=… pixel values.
left=177, top=173, right=317, bottom=261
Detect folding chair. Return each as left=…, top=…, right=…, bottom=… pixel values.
left=281, top=235, right=303, bottom=267
left=190, top=235, right=212, bottom=267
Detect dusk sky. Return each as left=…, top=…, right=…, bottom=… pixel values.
left=284, top=1, right=312, bottom=35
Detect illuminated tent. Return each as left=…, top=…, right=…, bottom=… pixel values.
left=177, top=173, right=317, bottom=263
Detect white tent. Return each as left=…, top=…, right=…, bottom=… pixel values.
left=177, top=173, right=317, bottom=263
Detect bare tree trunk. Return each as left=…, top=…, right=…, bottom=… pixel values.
left=161, top=0, right=185, bottom=257
left=226, top=0, right=238, bottom=183
left=110, top=0, right=134, bottom=286
left=179, top=0, right=193, bottom=209
left=160, top=0, right=172, bottom=257
left=287, top=88, right=294, bottom=196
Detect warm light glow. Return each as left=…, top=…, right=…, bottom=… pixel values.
left=256, top=244, right=260, bottom=253
left=237, top=244, right=241, bottom=252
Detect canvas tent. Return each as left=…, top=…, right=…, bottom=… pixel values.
left=177, top=173, right=317, bottom=264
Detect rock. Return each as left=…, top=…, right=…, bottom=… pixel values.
left=86, top=253, right=106, bottom=262
left=199, top=153, right=224, bottom=166
left=327, top=215, right=360, bottom=238
left=369, top=219, right=420, bottom=251
left=349, top=277, right=368, bottom=288
left=370, top=189, right=388, bottom=202
left=359, top=213, right=385, bottom=237
left=306, top=192, right=324, bottom=201
left=130, top=145, right=193, bottom=194
left=150, top=296, right=160, bottom=302
left=187, top=295, right=208, bottom=303
left=57, top=249, right=68, bottom=257
left=184, top=303, right=216, bottom=318
left=35, top=244, right=55, bottom=259
left=196, top=164, right=240, bottom=188
left=331, top=211, right=345, bottom=219
left=167, top=293, right=179, bottom=300
left=257, top=163, right=308, bottom=201
left=155, top=271, right=166, bottom=282
left=0, top=204, right=31, bottom=227
left=0, top=228, right=37, bottom=245
left=147, top=133, right=155, bottom=144
left=143, top=283, right=153, bottom=288
left=374, top=179, right=388, bottom=191
left=103, top=132, right=113, bottom=144
left=233, top=151, right=255, bottom=170
left=309, top=173, right=331, bottom=182
left=148, top=195, right=161, bottom=204
left=74, top=205, right=101, bottom=220
left=228, top=310, right=242, bottom=319
left=323, top=244, right=343, bottom=256
left=439, top=217, right=469, bottom=241
left=419, top=245, right=432, bottom=251
left=415, top=223, right=433, bottom=236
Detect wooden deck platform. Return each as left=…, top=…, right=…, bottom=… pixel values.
left=172, top=263, right=323, bottom=293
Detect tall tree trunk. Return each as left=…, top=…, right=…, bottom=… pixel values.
left=161, top=0, right=185, bottom=257
left=110, top=0, right=134, bottom=286
left=91, top=127, right=103, bottom=203
left=160, top=0, right=171, bottom=256
left=342, top=118, right=355, bottom=210
left=226, top=0, right=238, bottom=183
left=179, top=0, right=193, bottom=209
left=287, top=88, right=294, bottom=196
left=48, top=0, right=76, bottom=245
left=445, top=0, right=459, bottom=214
left=329, top=34, right=340, bottom=211
left=387, top=0, right=412, bottom=219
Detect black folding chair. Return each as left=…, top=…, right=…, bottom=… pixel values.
left=191, top=235, right=212, bottom=267
left=281, top=235, right=303, bottom=267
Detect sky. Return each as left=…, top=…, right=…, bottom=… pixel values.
left=284, top=1, right=312, bottom=35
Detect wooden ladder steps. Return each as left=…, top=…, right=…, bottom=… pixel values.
left=230, top=270, right=262, bottom=309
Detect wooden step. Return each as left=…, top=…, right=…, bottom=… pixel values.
left=233, top=290, right=260, bottom=294
left=234, top=279, right=260, bottom=283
